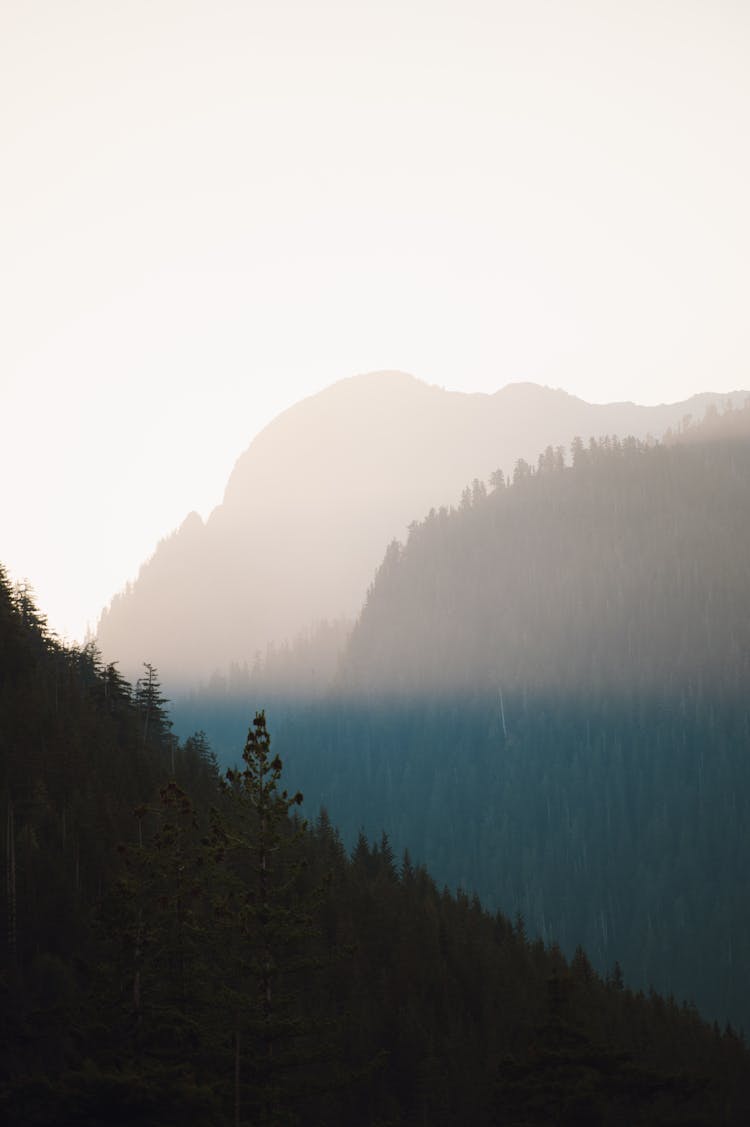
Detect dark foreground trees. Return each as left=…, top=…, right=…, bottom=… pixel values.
left=2, top=579, right=750, bottom=1124
left=213, top=711, right=321, bottom=1127
left=106, top=712, right=330, bottom=1127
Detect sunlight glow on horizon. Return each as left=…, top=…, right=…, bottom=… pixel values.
left=1, top=0, right=749, bottom=643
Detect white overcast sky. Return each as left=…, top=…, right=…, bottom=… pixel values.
left=2, top=0, right=749, bottom=643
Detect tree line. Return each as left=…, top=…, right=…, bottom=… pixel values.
left=3, top=564, right=750, bottom=1123
left=175, top=408, right=750, bottom=1035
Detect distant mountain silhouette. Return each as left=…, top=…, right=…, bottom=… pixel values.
left=96, top=370, right=748, bottom=683
left=340, top=401, right=750, bottom=699
left=262, top=403, right=750, bottom=1029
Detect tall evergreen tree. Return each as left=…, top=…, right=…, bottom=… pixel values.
left=215, top=711, right=319, bottom=1126
left=134, top=664, right=171, bottom=749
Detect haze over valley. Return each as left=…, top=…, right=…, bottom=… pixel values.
left=171, top=388, right=750, bottom=1030
left=4, top=2, right=750, bottom=1121
left=96, top=372, right=748, bottom=687
left=6, top=375, right=750, bottom=1123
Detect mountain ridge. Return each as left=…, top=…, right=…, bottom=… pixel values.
left=97, top=370, right=749, bottom=684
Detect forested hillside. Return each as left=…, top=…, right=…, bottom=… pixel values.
left=177, top=406, right=750, bottom=1031
left=343, top=409, right=750, bottom=698
left=4, top=567, right=750, bottom=1124
left=97, top=372, right=747, bottom=685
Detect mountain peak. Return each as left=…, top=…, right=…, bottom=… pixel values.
left=96, top=374, right=750, bottom=685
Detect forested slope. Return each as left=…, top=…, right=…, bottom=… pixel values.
left=344, top=415, right=750, bottom=697
left=3, top=567, right=750, bottom=1124
left=97, top=372, right=747, bottom=685
left=228, top=407, right=750, bottom=1030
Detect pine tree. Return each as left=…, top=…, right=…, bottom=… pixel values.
left=215, top=711, right=319, bottom=1127
left=134, top=663, right=171, bottom=749
left=112, top=782, right=217, bottom=1066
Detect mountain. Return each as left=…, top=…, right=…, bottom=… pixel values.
left=96, top=371, right=748, bottom=684
left=342, top=406, right=750, bottom=699
left=4, top=571, right=750, bottom=1126
left=235, top=405, right=750, bottom=1030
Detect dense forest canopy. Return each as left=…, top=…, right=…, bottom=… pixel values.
left=175, top=405, right=750, bottom=1035
left=3, top=561, right=750, bottom=1123
left=344, top=409, right=750, bottom=698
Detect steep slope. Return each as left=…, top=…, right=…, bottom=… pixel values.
left=97, top=370, right=748, bottom=684
left=253, top=407, right=750, bottom=1028
left=8, top=574, right=750, bottom=1125
left=343, top=417, right=750, bottom=699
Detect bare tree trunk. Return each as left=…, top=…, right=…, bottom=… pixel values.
left=234, top=1013, right=241, bottom=1127
left=6, top=800, right=16, bottom=961
left=260, top=762, right=274, bottom=1124
left=133, top=909, right=143, bottom=1027
left=498, top=686, right=508, bottom=739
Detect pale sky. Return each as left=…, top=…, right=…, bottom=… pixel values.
left=2, top=0, right=749, bottom=644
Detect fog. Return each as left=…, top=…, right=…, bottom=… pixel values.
left=97, top=371, right=748, bottom=690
